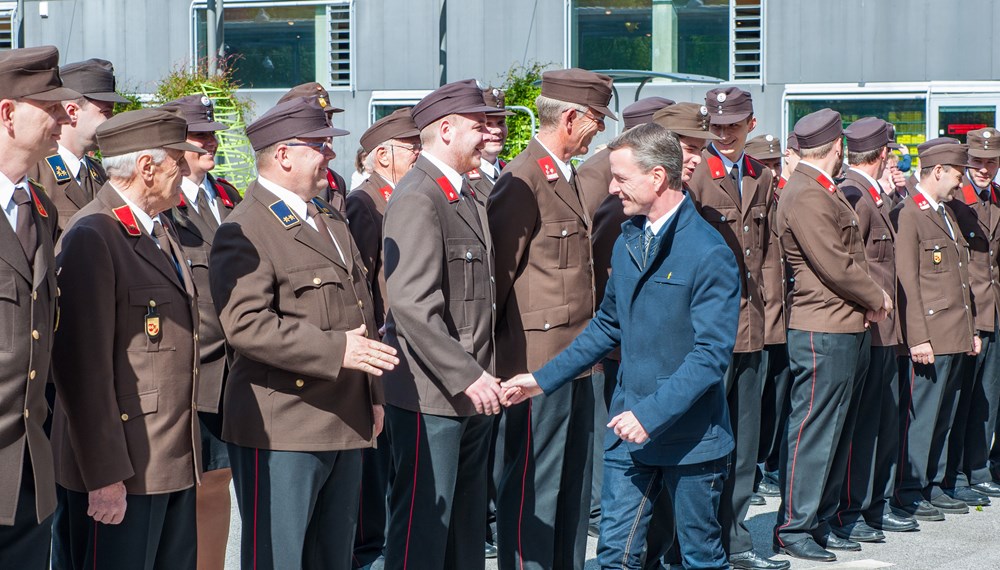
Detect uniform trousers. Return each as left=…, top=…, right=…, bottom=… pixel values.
left=57, top=486, right=195, bottom=570
left=497, top=375, right=594, bottom=570
left=759, top=344, right=791, bottom=475
left=775, top=330, right=869, bottom=547
left=835, top=345, right=900, bottom=526
left=896, top=353, right=970, bottom=502
left=228, top=444, right=361, bottom=570
left=354, top=430, right=392, bottom=567
left=949, top=327, right=1000, bottom=488
left=384, top=405, right=491, bottom=570
left=0, top=457, right=52, bottom=570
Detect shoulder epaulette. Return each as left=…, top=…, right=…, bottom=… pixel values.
left=537, top=156, right=559, bottom=182
left=436, top=176, right=460, bottom=202
left=112, top=205, right=141, bottom=236
left=707, top=154, right=726, bottom=179
left=45, top=154, right=72, bottom=183
left=268, top=200, right=301, bottom=228
left=912, top=193, right=931, bottom=210
left=810, top=170, right=837, bottom=194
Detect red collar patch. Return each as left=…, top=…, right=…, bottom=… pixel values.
left=743, top=155, right=756, bottom=178
left=912, top=193, right=931, bottom=211
left=178, top=194, right=187, bottom=207
left=867, top=185, right=883, bottom=207
left=112, top=205, right=142, bottom=236
left=379, top=185, right=392, bottom=202
left=28, top=187, right=48, bottom=218
left=961, top=183, right=997, bottom=205
left=326, top=170, right=338, bottom=190
left=708, top=155, right=726, bottom=179
left=436, top=176, right=460, bottom=202
left=467, top=169, right=482, bottom=180
left=537, top=156, right=560, bottom=182
left=214, top=179, right=235, bottom=207
left=811, top=170, right=837, bottom=193
left=498, top=158, right=507, bottom=169
left=777, top=176, right=787, bottom=190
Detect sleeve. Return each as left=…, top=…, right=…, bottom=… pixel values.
left=209, top=221, right=347, bottom=381
left=383, top=189, right=485, bottom=395
left=487, top=171, right=539, bottom=318
left=893, top=207, right=928, bottom=348
left=52, top=225, right=135, bottom=490
left=629, top=243, right=741, bottom=440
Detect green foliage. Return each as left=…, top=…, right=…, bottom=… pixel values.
left=500, top=61, right=550, bottom=160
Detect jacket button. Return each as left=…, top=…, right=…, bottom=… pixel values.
left=31, top=330, right=39, bottom=340
left=295, top=379, right=305, bottom=388
left=187, top=259, right=193, bottom=266
left=543, top=323, right=551, bottom=330
left=192, top=403, right=198, bottom=411
left=120, top=413, right=128, bottom=421
left=490, top=276, right=495, bottom=283
left=466, top=251, right=473, bottom=260
left=313, top=277, right=322, bottom=285
left=744, top=225, right=749, bottom=232
left=28, top=370, right=36, bottom=380
left=561, top=229, right=568, bottom=237
left=720, top=215, right=727, bottom=222
left=194, top=333, right=199, bottom=342
left=23, top=409, right=29, bottom=419
left=31, top=291, right=37, bottom=301
left=928, top=309, right=934, bottom=315
left=358, top=300, right=364, bottom=309
left=149, top=300, right=157, bottom=307
left=492, top=303, right=496, bottom=310
left=745, top=249, right=751, bottom=256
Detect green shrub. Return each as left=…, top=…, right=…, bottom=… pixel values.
left=499, top=61, right=551, bottom=160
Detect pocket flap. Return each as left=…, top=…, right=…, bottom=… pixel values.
left=0, top=271, right=16, bottom=302
left=186, top=250, right=209, bottom=268
left=521, top=304, right=570, bottom=331
left=128, top=286, right=173, bottom=307
left=543, top=221, right=580, bottom=238
left=921, top=239, right=950, bottom=251
left=446, top=243, right=484, bottom=262
left=288, top=265, right=342, bottom=292
left=118, top=390, right=158, bottom=422
left=925, top=297, right=949, bottom=315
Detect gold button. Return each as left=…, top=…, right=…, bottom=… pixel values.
left=149, top=300, right=156, bottom=308
left=358, top=300, right=364, bottom=308
left=31, top=330, right=39, bottom=340
left=313, top=277, right=322, bottom=285
left=23, top=409, right=29, bottom=419
left=120, top=413, right=129, bottom=421
left=56, top=287, right=61, bottom=297
left=192, top=403, right=198, bottom=411
left=295, top=379, right=305, bottom=388
left=31, top=291, right=37, bottom=301
left=194, top=333, right=199, bottom=342
left=194, top=367, right=199, bottom=376
left=28, top=370, right=36, bottom=380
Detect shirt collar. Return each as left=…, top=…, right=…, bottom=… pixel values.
left=57, top=144, right=84, bottom=178
left=110, top=183, right=158, bottom=235
left=421, top=150, right=466, bottom=195
left=180, top=175, right=216, bottom=207
left=480, top=157, right=499, bottom=180
left=258, top=176, right=310, bottom=221
left=534, top=136, right=573, bottom=181
left=711, top=144, right=744, bottom=174
left=644, top=195, right=685, bottom=236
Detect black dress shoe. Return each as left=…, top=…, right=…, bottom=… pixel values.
left=823, top=534, right=862, bottom=551
left=867, top=511, right=919, bottom=532
left=946, top=486, right=990, bottom=506
left=892, top=499, right=945, bottom=521
left=831, top=520, right=885, bottom=542
left=485, top=542, right=497, bottom=559
left=750, top=493, right=766, bottom=506
left=757, top=480, right=781, bottom=497
left=930, top=493, right=969, bottom=514
left=729, top=550, right=791, bottom=569
left=775, top=538, right=836, bottom=562
left=973, top=481, right=1000, bottom=498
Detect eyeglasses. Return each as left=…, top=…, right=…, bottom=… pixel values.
left=387, top=143, right=421, bottom=153
left=285, top=140, right=331, bottom=151
left=570, top=108, right=604, bottom=126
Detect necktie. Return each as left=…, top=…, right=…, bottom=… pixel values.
left=980, top=188, right=991, bottom=204
left=937, top=205, right=954, bottom=239
left=78, top=157, right=94, bottom=201
left=641, top=226, right=655, bottom=267
left=152, top=219, right=190, bottom=290
left=12, top=186, right=36, bottom=264
left=460, top=185, right=483, bottom=230
left=731, top=163, right=741, bottom=196
left=306, top=202, right=345, bottom=263
left=196, top=185, right=219, bottom=230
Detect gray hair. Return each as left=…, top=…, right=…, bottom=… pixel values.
left=606, top=122, right=683, bottom=189
left=103, top=148, right=168, bottom=179
left=535, top=95, right=587, bottom=129
left=363, top=142, right=388, bottom=171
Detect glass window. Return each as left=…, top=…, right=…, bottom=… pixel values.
left=936, top=105, right=996, bottom=143
left=570, top=0, right=731, bottom=81
left=787, top=98, right=927, bottom=155
left=0, top=2, right=16, bottom=49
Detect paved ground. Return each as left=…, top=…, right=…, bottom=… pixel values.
left=224, top=488, right=1000, bottom=569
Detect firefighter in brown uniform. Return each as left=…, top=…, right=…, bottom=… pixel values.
left=833, top=117, right=919, bottom=540
left=158, top=94, right=242, bottom=570
left=944, top=127, right=1000, bottom=504
left=467, top=87, right=514, bottom=201
left=27, top=58, right=128, bottom=232
left=0, top=45, right=74, bottom=570
left=893, top=138, right=981, bottom=522
left=489, top=68, right=615, bottom=570
left=345, top=106, right=420, bottom=569
left=52, top=109, right=206, bottom=569
left=681, top=87, right=777, bottom=569
left=773, top=109, right=893, bottom=562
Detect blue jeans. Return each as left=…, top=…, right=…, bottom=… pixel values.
left=598, top=441, right=729, bottom=570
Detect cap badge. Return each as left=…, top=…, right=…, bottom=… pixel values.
left=200, top=96, right=211, bottom=107
left=765, top=134, right=774, bottom=142
left=699, top=106, right=708, bottom=116
left=985, top=131, right=993, bottom=139
left=317, top=97, right=328, bottom=109
left=716, top=92, right=727, bottom=103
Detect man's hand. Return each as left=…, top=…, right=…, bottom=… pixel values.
left=500, top=373, right=543, bottom=406
left=881, top=290, right=894, bottom=314
left=343, top=324, right=399, bottom=376
left=373, top=404, right=385, bottom=437
left=910, top=342, right=935, bottom=365
left=970, top=335, right=983, bottom=356
left=891, top=169, right=906, bottom=190
left=608, top=411, right=649, bottom=444
left=88, top=481, right=127, bottom=525
left=464, top=371, right=502, bottom=415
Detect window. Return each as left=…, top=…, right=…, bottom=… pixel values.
left=787, top=98, right=927, bottom=155
left=192, top=1, right=351, bottom=89
left=0, top=2, right=17, bottom=50
left=569, top=0, right=756, bottom=82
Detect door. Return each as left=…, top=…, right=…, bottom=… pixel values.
left=931, top=96, right=999, bottom=144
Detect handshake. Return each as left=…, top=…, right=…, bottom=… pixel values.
left=463, top=372, right=543, bottom=415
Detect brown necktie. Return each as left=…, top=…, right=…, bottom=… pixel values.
left=196, top=185, right=220, bottom=231
left=152, top=219, right=193, bottom=294
left=12, top=186, right=37, bottom=264
left=306, top=202, right=344, bottom=263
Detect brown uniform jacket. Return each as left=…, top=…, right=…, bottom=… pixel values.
left=210, top=181, right=381, bottom=451
left=466, top=158, right=505, bottom=201
left=52, top=185, right=201, bottom=494
left=488, top=138, right=595, bottom=378
left=893, top=189, right=976, bottom=353
left=346, top=171, right=393, bottom=330
left=322, top=168, right=349, bottom=217
left=841, top=168, right=900, bottom=347
left=760, top=176, right=787, bottom=345
left=382, top=155, right=496, bottom=417
left=28, top=152, right=107, bottom=232
left=164, top=174, right=242, bottom=413
left=0, top=182, right=58, bottom=525
left=776, top=162, right=885, bottom=333
left=687, top=146, right=772, bottom=352
left=947, top=181, right=1000, bottom=333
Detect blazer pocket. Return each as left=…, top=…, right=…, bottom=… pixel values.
left=128, top=285, right=175, bottom=352
left=521, top=304, right=570, bottom=331
left=838, top=210, right=862, bottom=254
left=445, top=241, right=486, bottom=301
left=923, top=296, right=949, bottom=318
left=117, top=389, right=159, bottom=423
left=920, top=239, right=950, bottom=273
left=266, top=369, right=310, bottom=393
left=288, top=265, right=344, bottom=330
left=542, top=221, right=582, bottom=269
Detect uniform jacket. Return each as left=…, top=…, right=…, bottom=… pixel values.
left=52, top=185, right=201, bottom=495
left=164, top=174, right=241, bottom=413
left=947, top=180, right=1000, bottom=333
left=28, top=152, right=107, bottom=232
left=893, top=190, right=977, bottom=354
left=346, top=171, right=393, bottom=330
left=322, top=168, right=349, bottom=217
left=841, top=168, right=900, bottom=347
left=687, top=145, right=772, bottom=353
left=0, top=182, right=58, bottom=525
left=382, top=155, right=496, bottom=417
left=488, top=138, right=596, bottom=377
left=535, top=197, right=738, bottom=467
left=776, top=162, right=884, bottom=333
left=210, top=180, right=381, bottom=451
left=760, top=175, right=787, bottom=345
left=466, top=158, right=505, bottom=201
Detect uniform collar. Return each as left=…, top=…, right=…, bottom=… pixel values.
left=534, top=136, right=573, bottom=181
left=110, top=182, right=158, bottom=235
left=421, top=150, right=465, bottom=194
left=849, top=166, right=882, bottom=193
left=180, top=175, right=216, bottom=209
left=257, top=175, right=310, bottom=222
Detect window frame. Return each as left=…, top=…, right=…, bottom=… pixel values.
left=0, top=1, right=19, bottom=50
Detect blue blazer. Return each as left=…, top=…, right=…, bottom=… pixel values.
left=535, top=196, right=739, bottom=466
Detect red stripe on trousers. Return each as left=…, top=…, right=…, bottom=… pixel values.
left=403, top=411, right=422, bottom=569
left=518, top=400, right=533, bottom=570
left=777, top=332, right=818, bottom=545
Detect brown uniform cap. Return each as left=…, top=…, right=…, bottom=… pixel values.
left=540, top=68, right=617, bottom=120
left=652, top=102, right=721, bottom=140
left=0, top=45, right=80, bottom=101
left=622, top=97, right=675, bottom=129
left=793, top=108, right=842, bottom=149
left=786, top=133, right=800, bottom=152
left=59, top=58, right=129, bottom=103
left=745, top=134, right=782, bottom=160
left=844, top=117, right=892, bottom=153
left=97, top=108, right=206, bottom=157
left=246, top=96, right=347, bottom=152
left=918, top=137, right=972, bottom=168
left=277, top=82, right=344, bottom=114
left=482, top=87, right=515, bottom=117
left=967, top=127, right=1000, bottom=158
left=160, top=94, right=229, bottom=132
left=704, top=87, right=753, bottom=125
left=360, top=107, right=420, bottom=154
left=410, top=79, right=498, bottom=131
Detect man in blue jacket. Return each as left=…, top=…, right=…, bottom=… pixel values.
left=502, top=122, right=740, bottom=569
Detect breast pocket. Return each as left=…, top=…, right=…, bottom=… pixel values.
left=870, top=225, right=892, bottom=262
left=749, top=204, right=768, bottom=249
left=288, top=265, right=344, bottom=330
left=838, top=210, right=862, bottom=254
left=920, top=239, right=950, bottom=274
left=446, top=240, right=486, bottom=301
left=542, top=221, right=582, bottom=269
left=128, top=286, right=175, bottom=352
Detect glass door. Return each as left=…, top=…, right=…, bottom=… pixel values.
left=930, top=97, right=998, bottom=144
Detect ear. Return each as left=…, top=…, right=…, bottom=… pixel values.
left=136, top=152, right=156, bottom=183
left=64, top=101, right=80, bottom=126
left=563, top=108, right=578, bottom=133
left=377, top=145, right=391, bottom=168
left=274, top=144, right=294, bottom=170
left=747, top=116, right=758, bottom=133
left=651, top=165, right=667, bottom=190
left=0, top=99, right=16, bottom=131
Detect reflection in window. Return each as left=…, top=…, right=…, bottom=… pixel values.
left=787, top=98, right=927, bottom=154
left=571, top=0, right=730, bottom=80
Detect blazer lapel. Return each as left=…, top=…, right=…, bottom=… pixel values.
left=414, top=156, right=489, bottom=247
left=172, top=204, right=215, bottom=246
left=0, top=217, right=31, bottom=282
left=65, top=179, right=91, bottom=209
left=528, top=140, right=588, bottom=224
